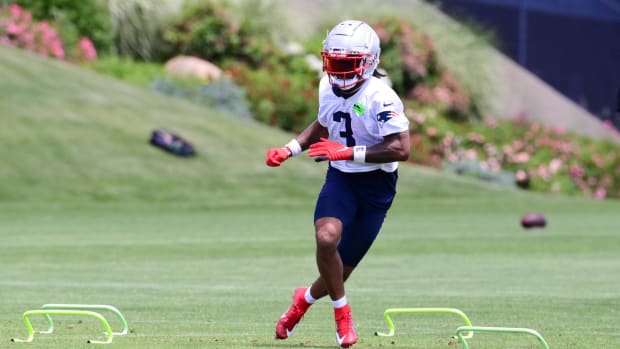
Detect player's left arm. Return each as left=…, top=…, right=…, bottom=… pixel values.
left=365, top=130, right=410, bottom=163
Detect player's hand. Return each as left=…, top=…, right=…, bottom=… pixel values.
left=266, top=147, right=291, bottom=167
left=308, top=138, right=353, bottom=161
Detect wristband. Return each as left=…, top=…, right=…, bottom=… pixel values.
left=353, top=146, right=366, bottom=163
left=285, top=139, right=302, bottom=157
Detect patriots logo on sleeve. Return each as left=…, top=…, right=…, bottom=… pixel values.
left=377, top=110, right=399, bottom=123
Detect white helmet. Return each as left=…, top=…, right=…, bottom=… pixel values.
left=321, top=20, right=381, bottom=90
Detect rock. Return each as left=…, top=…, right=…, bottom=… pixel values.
left=164, top=55, right=222, bottom=82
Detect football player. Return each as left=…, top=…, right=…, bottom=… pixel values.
left=266, top=19, right=410, bottom=348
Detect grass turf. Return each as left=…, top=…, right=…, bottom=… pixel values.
left=1, top=194, right=619, bottom=348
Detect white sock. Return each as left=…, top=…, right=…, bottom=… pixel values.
left=304, top=287, right=317, bottom=304
left=331, top=295, right=347, bottom=309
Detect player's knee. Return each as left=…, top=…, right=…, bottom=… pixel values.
left=314, top=217, right=342, bottom=249
left=315, top=228, right=339, bottom=249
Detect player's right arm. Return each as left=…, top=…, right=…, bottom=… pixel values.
left=265, top=121, right=328, bottom=167
left=295, top=121, right=328, bottom=150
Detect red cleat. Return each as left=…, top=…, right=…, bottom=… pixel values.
left=334, top=304, right=357, bottom=348
left=275, top=287, right=311, bottom=339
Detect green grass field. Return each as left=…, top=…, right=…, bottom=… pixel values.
left=1, top=199, right=619, bottom=349
left=1, top=46, right=619, bottom=348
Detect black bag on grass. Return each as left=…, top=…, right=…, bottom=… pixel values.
left=149, top=129, right=196, bottom=157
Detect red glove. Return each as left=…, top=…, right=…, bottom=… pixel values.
left=308, top=138, right=353, bottom=161
left=266, top=147, right=291, bottom=167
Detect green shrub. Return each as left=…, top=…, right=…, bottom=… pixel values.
left=151, top=76, right=252, bottom=119
left=228, top=56, right=320, bottom=132
left=161, top=0, right=269, bottom=67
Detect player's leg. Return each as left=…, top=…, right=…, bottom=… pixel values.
left=310, top=169, right=358, bottom=347
left=314, top=216, right=346, bottom=300
left=314, top=215, right=357, bottom=348
left=306, top=265, right=355, bottom=300
left=312, top=166, right=356, bottom=301
left=313, top=168, right=359, bottom=347
left=330, top=169, right=397, bottom=348
left=276, top=167, right=354, bottom=340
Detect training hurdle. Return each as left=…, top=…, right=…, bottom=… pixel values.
left=38, top=304, right=128, bottom=336
left=11, top=310, right=113, bottom=344
left=11, top=304, right=127, bottom=344
left=454, top=326, right=550, bottom=349
left=375, top=308, right=474, bottom=339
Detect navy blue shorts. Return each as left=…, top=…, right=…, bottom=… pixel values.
left=314, top=166, right=398, bottom=267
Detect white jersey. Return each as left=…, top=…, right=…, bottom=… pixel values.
left=317, top=75, right=410, bottom=173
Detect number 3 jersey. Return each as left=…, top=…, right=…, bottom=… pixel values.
left=317, top=75, right=410, bottom=173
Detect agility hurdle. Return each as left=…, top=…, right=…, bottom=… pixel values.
left=38, top=304, right=128, bottom=336
left=375, top=307, right=474, bottom=339
left=11, top=309, right=113, bottom=344
left=455, top=326, right=550, bottom=349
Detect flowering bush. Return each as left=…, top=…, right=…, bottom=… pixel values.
left=75, top=36, right=97, bottom=62
left=0, top=4, right=96, bottom=62
left=409, top=108, right=620, bottom=199
left=9, top=0, right=113, bottom=54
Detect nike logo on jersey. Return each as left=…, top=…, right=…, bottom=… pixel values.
left=383, top=102, right=394, bottom=107
left=377, top=110, right=398, bottom=123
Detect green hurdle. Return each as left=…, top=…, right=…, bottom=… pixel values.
left=375, top=307, right=474, bottom=339
left=455, top=326, right=550, bottom=349
left=39, top=304, right=128, bottom=336
left=11, top=309, right=113, bottom=344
